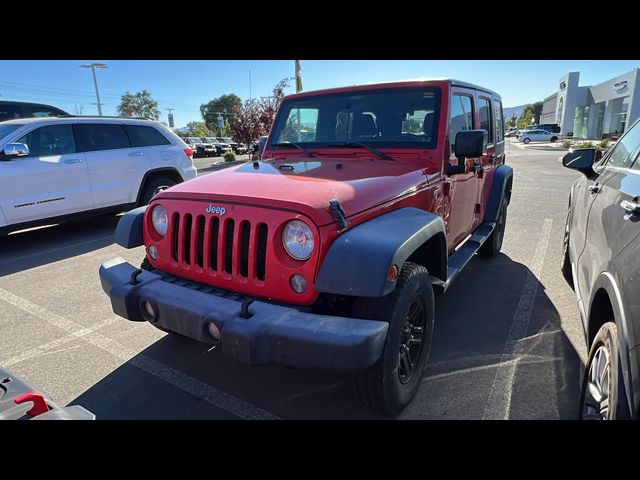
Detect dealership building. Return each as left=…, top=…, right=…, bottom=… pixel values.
left=540, top=68, right=640, bottom=138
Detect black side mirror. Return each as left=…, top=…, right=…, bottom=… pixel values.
left=455, top=130, right=487, bottom=159
left=258, top=136, right=267, bottom=157
left=562, top=148, right=596, bottom=179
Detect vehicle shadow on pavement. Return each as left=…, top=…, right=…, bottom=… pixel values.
left=0, top=215, right=118, bottom=277
left=70, top=252, right=582, bottom=420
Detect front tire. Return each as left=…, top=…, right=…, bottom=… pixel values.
left=478, top=196, right=508, bottom=257
left=352, top=263, right=434, bottom=416
left=579, top=322, right=630, bottom=419
left=139, top=177, right=177, bottom=206
left=523, top=138, right=531, bottom=144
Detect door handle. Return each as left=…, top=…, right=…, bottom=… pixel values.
left=588, top=184, right=601, bottom=194
left=128, top=152, right=144, bottom=157
left=62, top=158, right=82, bottom=164
left=620, top=200, right=640, bottom=215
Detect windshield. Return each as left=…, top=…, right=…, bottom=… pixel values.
left=205, top=137, right=217, bottom=143
left=187, top=137, right=200, bottom=143
left=269, top=87, right=441, bottom=150
left=0, top=124, right=24, bottom=142
left=216, top=137, right=227, bottom=143
left=223, top=137, right=233, bottom=142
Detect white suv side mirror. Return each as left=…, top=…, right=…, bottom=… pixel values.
left=2, top=143, right=30, bottom=159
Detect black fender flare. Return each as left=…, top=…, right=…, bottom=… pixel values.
left=114, top=206, right=147, bottom=248
left=485, top=164, right=513, bottom=223
left=315, top=207, right=446, bottom=298
left=589, top=272, right=638, bottom=417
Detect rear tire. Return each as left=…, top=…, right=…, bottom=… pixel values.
left=139, top=177, right=177, bottom=206
left=579, top=322, right=630, bottom=419
left=523, top=138, right=531, bottom=144
left=478, top=196, right=508, bottom=257
left=551, top=136, right=558, bottom=143
left=352, top=263, right=434, bottom=416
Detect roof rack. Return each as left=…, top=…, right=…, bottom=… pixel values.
left=57, top=115, right=152, bottom=120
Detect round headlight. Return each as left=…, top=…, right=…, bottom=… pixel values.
left=282, top=220, right=315, bottom=260
left=151, top=204, right=168, bottom=236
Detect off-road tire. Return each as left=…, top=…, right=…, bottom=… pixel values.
left=139, top=177, right=177, bottom=206
left=478, top=196, right=508, bottom=257
left=579, top=322, right=630, bottom=419
left=352, top=263, right=435, bottom=416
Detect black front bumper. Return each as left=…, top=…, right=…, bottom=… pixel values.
left=99, top=258, right=388, bottom=372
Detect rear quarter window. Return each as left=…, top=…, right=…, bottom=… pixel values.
left=124, top=125, right=171, bottom=147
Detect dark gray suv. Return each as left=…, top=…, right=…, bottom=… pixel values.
left=561, top=119, right=640, bottom=419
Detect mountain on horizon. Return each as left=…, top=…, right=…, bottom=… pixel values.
left=503, top=105, right=526, bottom=120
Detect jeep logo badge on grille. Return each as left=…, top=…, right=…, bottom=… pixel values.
left=205, top=205, right=226, bottom=215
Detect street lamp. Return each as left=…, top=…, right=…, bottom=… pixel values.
left=80, top=63, right=108, bottom=116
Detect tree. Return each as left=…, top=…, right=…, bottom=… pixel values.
left=200, top=94, right=242, bottom=132
left=506, top=114, right=518, bottom=128
left=517, top=109, right=533, bottom=128
left=230, top=99, right=265, bottom=144
left=185, top=121, right=212, bottom=137
left=116, top=90, right=161, bottom=119
left=230, top=78, right=292, bottom=144
left=223, top=119, right=232, bottom=137
left=257, top=78, right=290, bottom=134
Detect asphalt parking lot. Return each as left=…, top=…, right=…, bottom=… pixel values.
left=0, top=140, right=588, bottom=419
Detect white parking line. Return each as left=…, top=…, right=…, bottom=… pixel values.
left=482, top=218, right=553, bottom=420
left=0, top=287, right=279, bottom=420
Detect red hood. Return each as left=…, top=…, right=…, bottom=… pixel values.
left=158, top=155, right=441, bottom=226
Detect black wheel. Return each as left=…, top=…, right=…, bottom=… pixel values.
left=579, top=322, right=630, bottom=419
left=352, top=263, right=434, bottom=416
left=551, top=136, right=558, bottom=143
left=139, top=177, right=177, bottom=206
left=523, top=138, right=531, bottom=144
left=478, top=196, right=508, bottom=257
left=561, top=208, right=573, bottom=285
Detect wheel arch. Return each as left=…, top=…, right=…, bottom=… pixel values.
left=315, top=207, right=447, bottom=298
left=135, top=168, right=184, bottom=205
left=485, top=164, right=513, bottom=223
left=588, top=272, right=637, bottom=416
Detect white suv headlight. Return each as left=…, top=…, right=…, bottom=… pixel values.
left=282, top=220, right=315, bottom=260
left=151, top=204, right=168, bottom=236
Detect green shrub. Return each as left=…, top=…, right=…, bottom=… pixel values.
left=223, top=151, right=236, bottom=162
left=561, top=139, right=572, bottom=149
left=598, top=138, right=610, bottom=149
left=577, top=141, right=593, bottom=149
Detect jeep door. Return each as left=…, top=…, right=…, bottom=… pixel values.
left=474, top=94, right=504, bottom=227
left=0, top=123, right=92, bottom=225
left=446, top=89, right=481, bottom=248
left=76, top=123, right=151, bottom=209
left=574, top=120, right=640, bottom=308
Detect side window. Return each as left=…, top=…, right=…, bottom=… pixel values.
left=450, top=94, right=474, bottom=153
left=22, top=106, right=62, bottom=118
left=478, top=97, right=494, bottom=145
left=16, top=125, right=76, bottom=157
left=603, top=120, right=640, bottom=169
left=494, top=100, right=504, bottom=142
left=124, top=125, right=171, bottom=147
left=0, top=104, right=21, bottom=121
left=76, top=124, right=130, bottom=152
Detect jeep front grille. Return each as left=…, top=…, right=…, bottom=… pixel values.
left=170, top=213, right=268, bottom=280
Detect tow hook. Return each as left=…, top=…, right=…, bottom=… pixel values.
left=130, top=269, right=144, bottom=285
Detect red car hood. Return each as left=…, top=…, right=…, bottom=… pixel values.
left=158, top=155, right=441, bottom=226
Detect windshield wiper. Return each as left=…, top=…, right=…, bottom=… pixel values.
left=325, top=142, right=395, bottom=161
left=270, top=142, right=316, bottom=157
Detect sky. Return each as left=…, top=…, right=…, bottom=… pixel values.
left=1, top=60, right=638, bottom=128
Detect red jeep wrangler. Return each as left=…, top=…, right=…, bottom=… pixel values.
left=99, top=79, right=513, bottom=415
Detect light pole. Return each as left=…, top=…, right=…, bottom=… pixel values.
left=80, top=63, right=108, bottom=116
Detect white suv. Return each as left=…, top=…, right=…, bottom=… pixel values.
left=0, top=116, right=197, bottom=235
